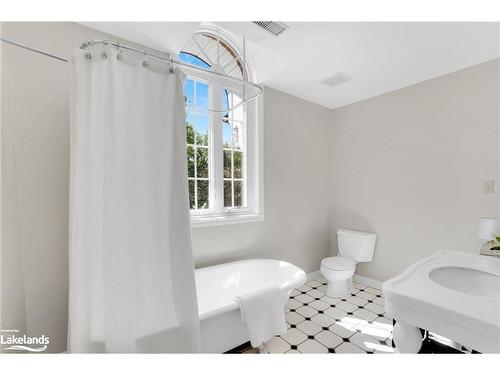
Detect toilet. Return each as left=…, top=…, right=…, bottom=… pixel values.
left=321, top=229, right=377, bottom=297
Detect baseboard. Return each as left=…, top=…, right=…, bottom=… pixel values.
left=306, top=270, right=383, bottom=290
left=306, top=270, right=321, bottom=282
left=353, top=274, right=383, bottom=290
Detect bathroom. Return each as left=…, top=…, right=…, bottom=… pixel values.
left=1, top=2, right=499, bottom=373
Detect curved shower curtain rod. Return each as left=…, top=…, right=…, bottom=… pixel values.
left=81, top=39, right=263, bottom=114
left=0, top=37, right=263, bottom=113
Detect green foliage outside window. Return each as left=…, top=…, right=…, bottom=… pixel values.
left=186, top=122, right=209, bottom=209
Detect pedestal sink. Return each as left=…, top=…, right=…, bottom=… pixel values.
left=429, top=267, right=500, bottom=298
left=383, top=250, right=500, bottom=353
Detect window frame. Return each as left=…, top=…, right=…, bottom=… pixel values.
left=182, top=43, right=263, bottom=227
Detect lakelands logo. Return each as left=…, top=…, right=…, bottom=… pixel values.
left=0, top=329, right=49, bottom=352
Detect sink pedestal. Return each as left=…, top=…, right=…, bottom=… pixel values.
left=393, top=321, right=422, bottom=353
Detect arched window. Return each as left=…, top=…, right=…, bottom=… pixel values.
left=180, top=31, right=262, bottom=226
left=180, top=32, right=246, bottom=79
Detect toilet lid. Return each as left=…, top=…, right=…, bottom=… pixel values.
left=321, top=257, right=355, bottom=271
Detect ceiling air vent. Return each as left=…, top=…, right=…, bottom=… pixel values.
left=321, top=72, right=352, bottom=88
left=251, top=21, right=289, bottom=36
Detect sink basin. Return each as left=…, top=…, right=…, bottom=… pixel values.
left=430, top=267, right=500, bottom=298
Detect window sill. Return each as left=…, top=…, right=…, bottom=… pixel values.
left=191, top=213, right=264, bottom=228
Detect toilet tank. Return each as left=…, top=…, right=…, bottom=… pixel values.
left=337, top=229, right=377, bottom=262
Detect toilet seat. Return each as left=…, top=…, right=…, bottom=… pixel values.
left=321, top=256, right=355, bottom=271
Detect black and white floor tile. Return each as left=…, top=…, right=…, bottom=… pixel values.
left=245, top=276, right=394, bottom=354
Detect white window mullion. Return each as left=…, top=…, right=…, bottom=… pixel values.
left=242, top=102, right=248, bottom=208
left=245, top=98, right=255, bottom=213
left=212, top=82, right=224, bottom=213
left=193, top=82, right=199, bottom=210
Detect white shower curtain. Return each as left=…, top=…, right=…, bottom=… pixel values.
left=68, top=47, right=201, bottom=353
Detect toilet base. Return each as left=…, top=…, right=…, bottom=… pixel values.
left=326, top=277, right=353, bottom=298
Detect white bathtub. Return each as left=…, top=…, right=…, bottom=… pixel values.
left=195, top=258, right=306, bottom=353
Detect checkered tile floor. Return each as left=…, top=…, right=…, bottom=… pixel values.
left=245, top=276, right=394, bottom=354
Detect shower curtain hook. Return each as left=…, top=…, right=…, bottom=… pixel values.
left=169, top=57, right=174, bottom=73
left=85, top=40, right=92, bottom=59
left=142, top=50, right=149, bottom=68
left=116, top=42, right=123, bottom=61
left=99, top=39, right=107, bottom=59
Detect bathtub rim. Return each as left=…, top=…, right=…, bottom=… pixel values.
left=195, top=258, right=306, bottom=321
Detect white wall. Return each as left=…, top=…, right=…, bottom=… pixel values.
left=328, top=58, right=500, bottom=281
left=192, top=87, right=332, bottom=272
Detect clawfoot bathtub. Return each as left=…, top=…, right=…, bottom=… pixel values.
left=195, top=259, right=306, bottom=353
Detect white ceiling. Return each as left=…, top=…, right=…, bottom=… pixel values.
left=79, top=22, right=200, bottom=56
left=82, top=22, right=500, bottom=109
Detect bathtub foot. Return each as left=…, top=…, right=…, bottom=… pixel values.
left=393, top=321, right=422, bottom=353
left=258, top=344, right=269, bottom=354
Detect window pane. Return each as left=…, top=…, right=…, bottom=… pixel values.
left=222, top=89, right=229, bottom=111
left=232, top=122, right=242, bottom=150
left=179, top=34, right=243, bottom=78
left=196, top=81, right=209, bottom=109
left=233, top=151, right=243, bottom=179
left=234, top=180, right=243, bottom=207
left=188, top=179, right=195, bottom=209
left=197, top=180, right=209, bottom=209
left=224, top=180, right=232, bottom=207
left=223, top=150, right=232, bottom=178
left=223, top=122, right=232, bottom=148
left=184, top=79, right=194, bottom=107
left=196, top=147, right=208, bottom=178
left=196, top=115, right=209, bottom=146
left=186, top=113, right=195, bottom=144
left=222, top=89, right=229, bottom=123
left=178, top=52, right=210, bottom=70
left=187, top=146, right=195, bottom=177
